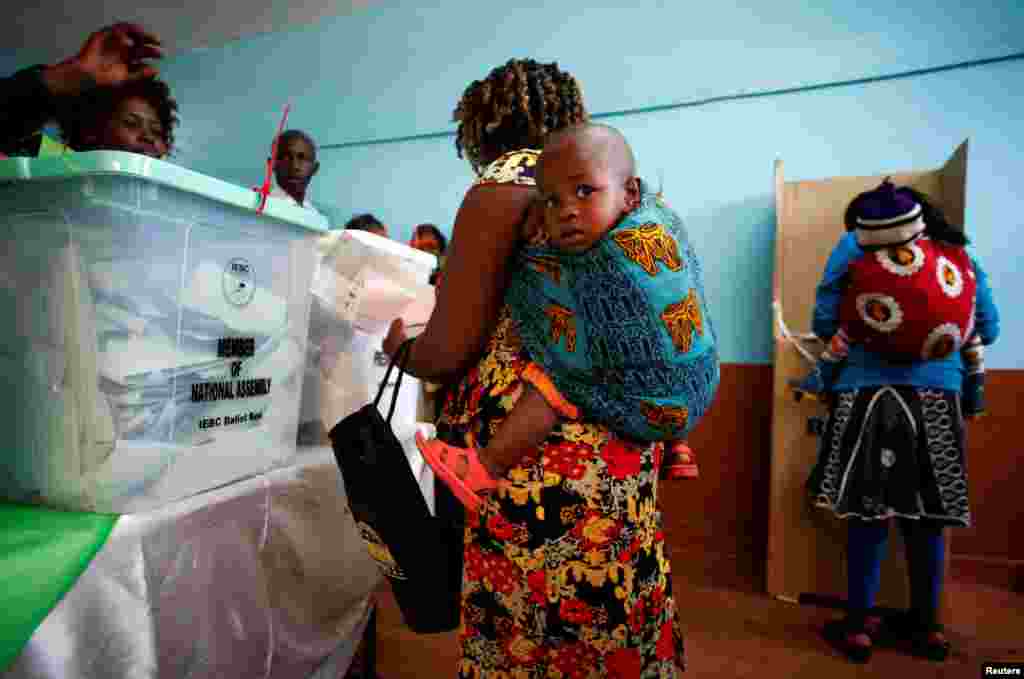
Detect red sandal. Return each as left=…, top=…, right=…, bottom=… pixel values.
left=415, top=432, right=498, bottom=513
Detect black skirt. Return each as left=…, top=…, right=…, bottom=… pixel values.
left=806, top=386, right=970, bottom=527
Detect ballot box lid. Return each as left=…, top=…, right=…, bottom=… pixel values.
left=0, top=150, right=328, bottom=233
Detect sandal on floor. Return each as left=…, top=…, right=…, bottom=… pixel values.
left=415, top=432, right=497, bottom=513
left=860, top=612, right=904, bottom=648
left=909, top=624, right=951, bottom=662
left=872, top=611, right=951, bottom=661
left=822, top=617, right=873, bottom=663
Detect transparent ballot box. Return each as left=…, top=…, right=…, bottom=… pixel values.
left=0, top=152, right=327, bottom=512
left=299, top=229, right=437, bottom=446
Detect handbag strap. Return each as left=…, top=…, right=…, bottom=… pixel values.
left=372, top=338, right=414, bottom=424
left=386, top=339, right=414, bottom=424
left=369, top=339, right=472, bottom=530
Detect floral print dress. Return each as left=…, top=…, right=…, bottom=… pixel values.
left=436, top=150, right=686, bottom=678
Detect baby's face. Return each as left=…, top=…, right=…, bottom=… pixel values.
left=537, top=140, right=638, bottom=254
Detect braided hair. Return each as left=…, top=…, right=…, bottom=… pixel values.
left=453, top=58, right=588, bottom=174
left=58, top=77, right=179, bottom=153
left=899, top=186, right=969, bottom=246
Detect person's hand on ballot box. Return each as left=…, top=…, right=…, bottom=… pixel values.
left=383, top=317, right=410, bottom=360
left=381, top=280, right=433, bottom=360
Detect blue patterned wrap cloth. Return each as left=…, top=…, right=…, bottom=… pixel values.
left=505, top=182, right=720, bottom=442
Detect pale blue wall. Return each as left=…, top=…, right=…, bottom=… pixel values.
left=307, top=59, right=1021, bottom=367
left=0, top=53, right=16, bottom=78
left=7, top=1, right=1022, bottom=365
left=154, top=0, right=1023, bottom=162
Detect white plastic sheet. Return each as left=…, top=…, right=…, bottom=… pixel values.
left=3, top=449, right=380, bottom=679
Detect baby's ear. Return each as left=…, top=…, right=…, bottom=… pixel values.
left=624, top=177, right=641, bottom=210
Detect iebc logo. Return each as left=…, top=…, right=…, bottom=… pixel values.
left=223, top=257, right=255, bottom=307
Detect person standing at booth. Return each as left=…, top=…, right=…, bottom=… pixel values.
left=805, top=181, right=1000, bottom=664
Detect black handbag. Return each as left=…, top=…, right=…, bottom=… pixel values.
left=329, top=339, right=465, bottom=634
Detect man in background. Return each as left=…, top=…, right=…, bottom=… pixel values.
left=344, top=213, right=389, bottom=238
left=262, top=129, right=322, bottom=214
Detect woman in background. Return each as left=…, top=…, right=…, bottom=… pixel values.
left=806, top=181, right=1000, bottom=664
left=55, top=76, right=177, bottom=159
left=410, top=222, right=448, bottom=257
left=410, top=223, right=448, bottom=286
left=1, top=23, right=171, bottom=158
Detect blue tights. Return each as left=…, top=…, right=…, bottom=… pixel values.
left=847, top=518, right=945, bottom=626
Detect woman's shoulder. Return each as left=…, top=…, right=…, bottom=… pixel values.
left=473, top=148, right=540, bottom=187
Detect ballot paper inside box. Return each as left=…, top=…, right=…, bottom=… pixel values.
left=0, top=151, right=326, bottom=513
left=299, top=230, right=437, bottom=443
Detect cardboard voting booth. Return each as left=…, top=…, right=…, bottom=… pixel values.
left=768, top=141, right=967, bottom=615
